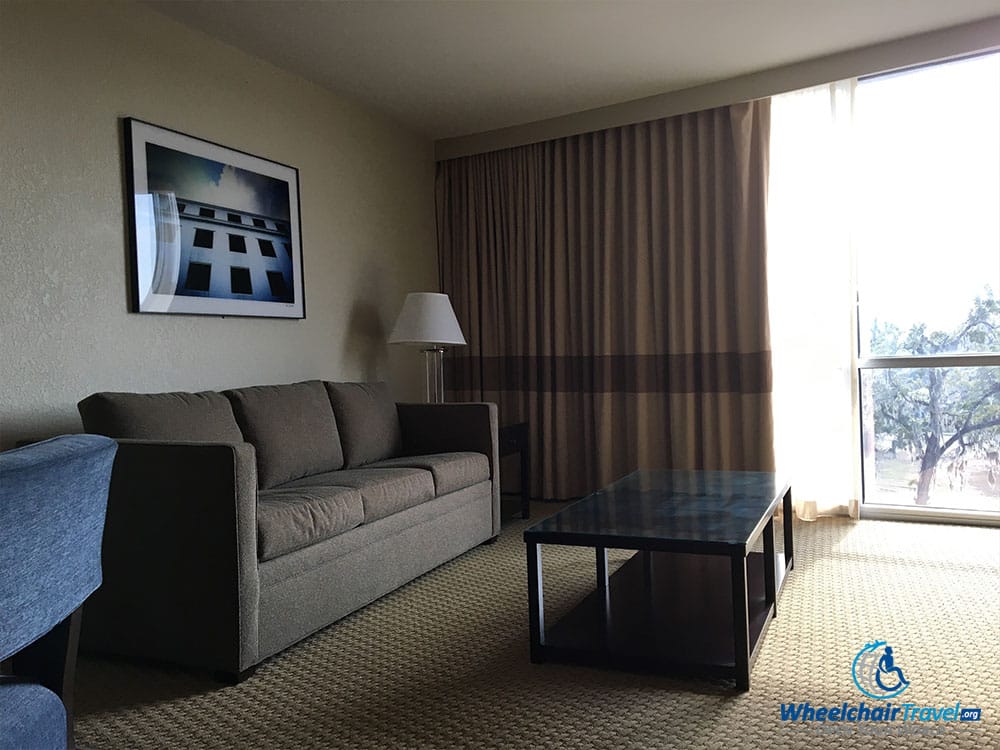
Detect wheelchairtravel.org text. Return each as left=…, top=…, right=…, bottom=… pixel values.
left=779, top=702, right=981, bottom=723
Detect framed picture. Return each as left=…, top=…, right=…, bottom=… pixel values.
left=123, top=118, right=305, bottom=318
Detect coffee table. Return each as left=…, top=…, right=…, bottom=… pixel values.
left=523, top=469, right=793, bottom=690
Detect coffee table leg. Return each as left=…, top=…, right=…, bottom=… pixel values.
left=596, top=547, right=611, bottom=638
left=763, top=518, right=776, bottom=617
left=520, top=440, right=531, bottom=519
left=731, top=553, right=750, bottom=691
left=783, top=487, right=794, bottom=570
left=527, top=543, right=545, bottom=662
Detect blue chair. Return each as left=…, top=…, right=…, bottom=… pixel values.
left=1, top=435, right=117, bottom=750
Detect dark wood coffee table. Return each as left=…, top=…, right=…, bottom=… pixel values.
left=523, top=469, right=793, bottom=690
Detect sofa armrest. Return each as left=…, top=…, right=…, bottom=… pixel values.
left=80, top=440, right=260, bottom=676
left=396, top=402, right=500, bottom=535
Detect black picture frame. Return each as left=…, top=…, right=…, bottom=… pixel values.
left=123, top=118, right=305, bottom=318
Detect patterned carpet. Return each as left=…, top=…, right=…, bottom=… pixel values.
left=76, top=507, right=1000, bottom=749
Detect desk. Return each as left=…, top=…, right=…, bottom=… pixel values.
left=499, top=422, right=530, bottom=520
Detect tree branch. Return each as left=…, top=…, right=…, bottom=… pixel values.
left=939, top=321, right=979, bottom=351
left=935, top=315, right=998, bottom=353
left=942, top=417, right=1000, bottom=454
left=955, top=382, right=1000, bottom=435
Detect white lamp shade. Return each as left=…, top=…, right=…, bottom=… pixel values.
left=388, top=292, right=467, bottom=346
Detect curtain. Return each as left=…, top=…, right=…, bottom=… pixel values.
left=436, top=101, right=775, bottom=501
left=767, top=81, right=861, bottom=520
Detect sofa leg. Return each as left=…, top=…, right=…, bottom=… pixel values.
left=214, top=665, right=257, bottom=685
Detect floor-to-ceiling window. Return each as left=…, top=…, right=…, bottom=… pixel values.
left=855, top=53, right=1000, bottom=517
left=769, top=52, right=1000, bottom=523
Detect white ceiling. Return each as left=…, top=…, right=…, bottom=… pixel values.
left=146, top=0, right=1000, bottom=139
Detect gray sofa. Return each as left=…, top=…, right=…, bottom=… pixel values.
left=77, top=381, right=499, bottom=680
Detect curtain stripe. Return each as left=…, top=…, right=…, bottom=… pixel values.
left=446, top=352, right=772, bottom=394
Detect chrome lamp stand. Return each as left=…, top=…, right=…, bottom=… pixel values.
left=423, top=347, right=447, bottom=403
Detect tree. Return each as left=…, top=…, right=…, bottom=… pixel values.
left=869, top=291, right=1000, bottom=505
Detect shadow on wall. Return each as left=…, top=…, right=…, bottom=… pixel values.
left=0, top=409, right=86, bottom=451
left=343, top=298, right=387, bottom=382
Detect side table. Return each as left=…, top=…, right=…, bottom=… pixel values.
left=498, top=422, right=530, bottom=520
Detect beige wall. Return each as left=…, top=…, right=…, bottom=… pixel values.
left=0, top=1, right=438, bottom=448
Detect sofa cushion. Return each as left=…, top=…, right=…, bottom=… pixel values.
left=323, top=382, right=401, bottom=467
left=281, top=468, right=434, bottom=523
left=224, top=381, right=344, bottom=489
left=367, top=452, right=490, bottom=496
left=257, top=485, right=364, bottom=561
left=78, top=390, right=243, bottom=442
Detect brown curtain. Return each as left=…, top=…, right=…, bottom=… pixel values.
left=437, top=100, right=774, bottom=501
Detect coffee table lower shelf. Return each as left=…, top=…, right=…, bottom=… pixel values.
left=532, top=549, right=788, bottom=685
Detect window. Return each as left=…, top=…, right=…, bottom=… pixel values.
left=228, top=234, right=247, bottom=253
left=230, top=267, right=252, bottom=295
left=192, top=228, right=214, bottom=249
left=227, top=212, right=242, bottom=224
left=258, top=239, right=276, bottom=257
left=267, top=270, right=288, bottom=298
left=184, top=262, right=211, bottom=292
left=199, top=207, right=214, bottom=219
left=768, top=53, right=1000, bottom=521
left=252, top=218, right=267, bottom=229
left=855, top=54, right=999, bottom=514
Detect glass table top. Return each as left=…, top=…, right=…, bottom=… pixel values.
left=524, top=470, right=790, bottom=547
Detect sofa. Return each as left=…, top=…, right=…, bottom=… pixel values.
left=77, top=380, right=498, bottom=680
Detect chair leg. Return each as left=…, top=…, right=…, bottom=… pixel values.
left=11, top=607, right=83, bottom=749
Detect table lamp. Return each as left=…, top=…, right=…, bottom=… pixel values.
left=388, top=292, right=467, bottom=402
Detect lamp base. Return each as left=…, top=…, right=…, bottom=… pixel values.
left=422, top=347, right=446, bottom=403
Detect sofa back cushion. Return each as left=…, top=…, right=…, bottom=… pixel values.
left=323, top=382, right=402, bottom=467
left=223, top=381, right=344, bottom=489
left=78, top=391, right=244, bottom=442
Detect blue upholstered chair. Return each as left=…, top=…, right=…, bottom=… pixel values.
left=0, top=434, right=117, bottom=750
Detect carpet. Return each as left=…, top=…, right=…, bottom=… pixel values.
left=75, top=509, right=1000, bottom=749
